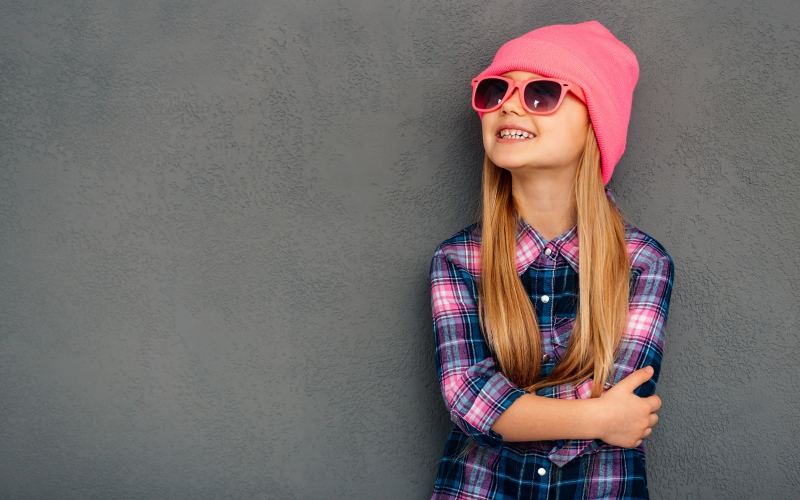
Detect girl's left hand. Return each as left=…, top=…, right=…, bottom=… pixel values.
left=594, top=366, right=662, bottom=448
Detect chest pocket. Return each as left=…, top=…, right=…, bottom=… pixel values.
left=551, top=316, right=576, bottom=363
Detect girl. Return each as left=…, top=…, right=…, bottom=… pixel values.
left=430, top=21, right=674, bottom=499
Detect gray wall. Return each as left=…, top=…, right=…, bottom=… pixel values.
left=1, top=0, right=798, bottom=498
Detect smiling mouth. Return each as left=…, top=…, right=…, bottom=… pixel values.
left=498, top=129, right=536, bottom=140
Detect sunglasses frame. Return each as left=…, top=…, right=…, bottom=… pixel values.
left=471, top=76, right=584, bottom=115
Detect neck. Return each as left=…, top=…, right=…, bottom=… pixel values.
left=509, top=166, right=577, bottom=241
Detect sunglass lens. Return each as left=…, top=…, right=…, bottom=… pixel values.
left=524, top=80, right=563, bottom=112
left=474, top=78, right=509, bottom=110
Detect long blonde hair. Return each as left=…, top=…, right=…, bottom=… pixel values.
left=478, top=125, right=629, bottom=397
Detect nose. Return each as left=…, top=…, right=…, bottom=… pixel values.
left=500, top=87, right=526, bottom=114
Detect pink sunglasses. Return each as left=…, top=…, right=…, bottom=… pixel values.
left=471, top=76, right=586, bottom=115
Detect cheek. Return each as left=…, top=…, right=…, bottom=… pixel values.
left=481, top=118, right=498, bottom=150
left=569, top=126, right=588, bottom=152
left=557, top=129, right=586, bottom=164
left=481, top=117, right=494, bottom=137
left=557, top=113, right=589, bottom=157
left=558, top=102, right=589, bottom=149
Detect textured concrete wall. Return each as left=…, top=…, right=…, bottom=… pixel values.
left=1, top=1, right=798, bottom=498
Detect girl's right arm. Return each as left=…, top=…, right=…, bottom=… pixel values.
left=431, top=244, right=525, bottom=449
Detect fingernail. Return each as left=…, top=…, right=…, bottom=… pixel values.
left=645, top=366, right=654, bottom=374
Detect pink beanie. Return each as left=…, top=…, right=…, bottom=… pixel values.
left=477, top=21, right=639, bottom=184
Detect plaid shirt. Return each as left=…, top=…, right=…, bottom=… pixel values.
left=430, top=202, right=674, bottom=499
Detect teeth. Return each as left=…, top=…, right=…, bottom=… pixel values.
left=499, top=129, right=534, bottom=139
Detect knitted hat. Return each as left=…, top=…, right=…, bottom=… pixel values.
left=476, top=21, right=639, bottom=184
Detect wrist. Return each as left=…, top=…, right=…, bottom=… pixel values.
left=582, top=397, right=607, bottom=441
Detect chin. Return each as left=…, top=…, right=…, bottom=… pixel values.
left=487, top=152, right=538, bottom=171
left=492, top=161, right=528, bottom=172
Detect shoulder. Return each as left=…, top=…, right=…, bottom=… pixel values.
left=431, top=224, right=482, bottom=278
left=625, top=225, right=674, bottom=277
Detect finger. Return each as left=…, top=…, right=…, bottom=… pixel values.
left=649, top=413, right=659, bottom=427
left=614, top=367, right=654, bottom=393
left=634, top=439, right=642, bottom=447
left=642, top=428, right=652, bottom=438
left=646, top=394, right=662, bottom=411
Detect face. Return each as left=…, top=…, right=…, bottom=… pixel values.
left=481, top=71, right=590, bottom=175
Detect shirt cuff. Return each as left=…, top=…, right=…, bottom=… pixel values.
left=548, top=439, right=604, bottom=467
left=450, top=358, right=527, bottom=448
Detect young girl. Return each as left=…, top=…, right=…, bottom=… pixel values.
left=430, top=21, right=674, bottom=499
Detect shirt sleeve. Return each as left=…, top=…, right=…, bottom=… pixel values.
left=546, top=250, right=675, bottom=467
left=431, top=246, right=527, bottom=449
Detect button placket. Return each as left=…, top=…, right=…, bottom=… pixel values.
left=540, top=245, right=556, bottom=365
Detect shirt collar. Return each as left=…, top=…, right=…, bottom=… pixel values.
left=512, top=189, right=618, bottom=275
left=515, top=219, right=580, bottom=274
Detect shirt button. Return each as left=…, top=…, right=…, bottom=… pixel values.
left=540, top=295, right=550, bottom=303
left=538, top=467, right=547, bottom=476
left=542, top=354, right=550, bottom=362
left=544, top=248, right=552, bottom=256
